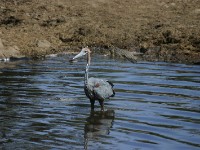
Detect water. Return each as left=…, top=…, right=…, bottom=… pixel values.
left=0, top=54, right=200, bottom=150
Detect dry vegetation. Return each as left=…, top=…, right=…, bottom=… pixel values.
left=0, top=0, right=200, bottom=63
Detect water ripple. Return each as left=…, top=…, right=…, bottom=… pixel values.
left=0, top=55, right=200, bottom=149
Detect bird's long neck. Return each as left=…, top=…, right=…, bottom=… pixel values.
left=85, top=52, right=91, bottom=86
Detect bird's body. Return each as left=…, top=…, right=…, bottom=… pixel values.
left=73, top=47, right=115, bottom=111
left=85, top=77, right=115, bottom=110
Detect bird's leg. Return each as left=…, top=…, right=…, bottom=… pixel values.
left=99, top=100, right=104, bottom=111
left=90, top=99, right=95, bottom=110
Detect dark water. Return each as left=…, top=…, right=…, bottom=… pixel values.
left=0, top=54, right=200, bottom=150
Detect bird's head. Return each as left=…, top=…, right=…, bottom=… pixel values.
left=73, top=47, right=91, bottom=60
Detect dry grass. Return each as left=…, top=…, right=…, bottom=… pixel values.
left=0, top=0, right=200, bottom=60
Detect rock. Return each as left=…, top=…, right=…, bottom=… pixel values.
left=0, top=38, right=6, bottom=60
left=110, top=47, right=142, bottom=63
left=0, top=45, right=25, bottom=61
left=0, top=38, right=26, bottom=61
left=0, top=51, right=6, bottom=61
left=37, top=40, right=51, bottom=48
left=6, top=46, right=24, bottom=58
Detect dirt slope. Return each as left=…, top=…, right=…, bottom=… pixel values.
left=0, top=0, right=200, bottom=63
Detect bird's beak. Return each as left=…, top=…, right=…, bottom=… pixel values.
left=73, top=50, right=86, bottom=60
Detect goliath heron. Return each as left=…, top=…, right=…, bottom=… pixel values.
left=72, top=47, right=115, bottom=111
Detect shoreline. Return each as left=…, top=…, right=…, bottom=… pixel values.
left=0, top=0, right=199, bottom=64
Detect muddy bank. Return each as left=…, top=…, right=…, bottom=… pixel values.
left=0, top=0, right=199, bottom=64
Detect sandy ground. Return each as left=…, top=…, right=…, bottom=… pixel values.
left=0, top=0, right=200, bottom=64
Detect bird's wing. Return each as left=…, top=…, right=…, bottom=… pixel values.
left=87, top=77, right=115, bottom=100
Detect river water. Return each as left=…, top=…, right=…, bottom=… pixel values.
left=0, top=54, right=200, bottom=150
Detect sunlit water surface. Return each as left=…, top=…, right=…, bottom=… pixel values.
left=0, top=54, right=200, bottom=150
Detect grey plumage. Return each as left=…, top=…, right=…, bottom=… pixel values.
left=73, top=47, right=115, bottom=111
left=85, top=77, right=115, bottom=101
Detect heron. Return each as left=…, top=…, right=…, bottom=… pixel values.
left=72, top=47, right=115, bottom=111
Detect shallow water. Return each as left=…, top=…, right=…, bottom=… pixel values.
left=0, top=54, right=200, bottom=150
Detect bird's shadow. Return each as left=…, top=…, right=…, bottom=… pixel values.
left=84, top=109, right=115, bottom=149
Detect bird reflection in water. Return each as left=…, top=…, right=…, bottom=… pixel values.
left=84, top=110, right=115, bottom=149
